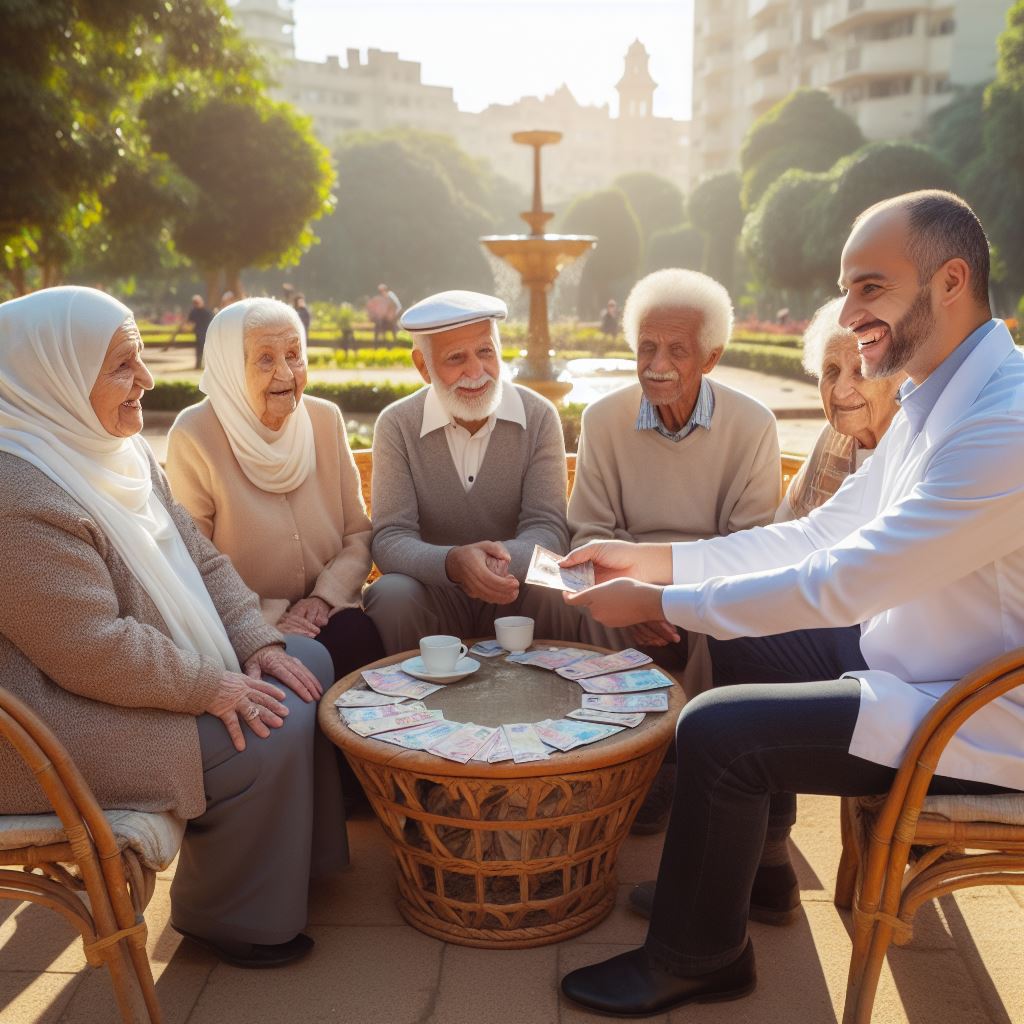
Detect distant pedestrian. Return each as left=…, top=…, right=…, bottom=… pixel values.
left=368, top=283, right=401, bottom=344
left=168, top=294, right=215, bottom=369
left=600, top=299, right=619, bottom=337
left=293, top=293, right=310, bottom=341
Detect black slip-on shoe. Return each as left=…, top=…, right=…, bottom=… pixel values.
left=630, top=764, right=676, bottom=835
left=560, top=939, right=756, bottom=1017
left=172, top=927, right=315, bottom=969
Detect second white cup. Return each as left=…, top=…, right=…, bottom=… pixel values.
left=494, top=616, right=534, bottom=654
left=420, top=634, right=468, bottom=674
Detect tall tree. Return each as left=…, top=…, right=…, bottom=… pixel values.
left=292, top=134, right=495, bottom=303
left=144, top=89, right=334, bottom=301
left=0, top=0, right=257, bottom=294
left=560, top=189, right=642, bottom=319
left=612, top=172, right=686, bottom=244
left=688, top=171, right=744, bottom=292
left=645, top=225, right=705, bottom=274
left=739, top=88, right=864, bottom=210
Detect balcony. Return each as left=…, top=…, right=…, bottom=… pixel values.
left=747, top=0, right=788, bottom=20
left=695, top=49, right=737, bottom=79
left=747, top=73, right=791, bottom=111
left=744, top=25, right=792, bottom=63
left=826, top=37, right=929, bottom=85
left=816, top=0, right=929, bottom=35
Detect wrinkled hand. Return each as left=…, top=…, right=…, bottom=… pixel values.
left=446, top=541, right=519, bottom=604
left=205, top=671, right=288, bottom=752
left=560, top=540, right=673, bottom=586
left=277, top=596, right=332, bottom=638
left=629, top=619, right=681, bottom=648
left=244, top=643, right=324, bottom=702
left=563, top=578, right=666, bottom=629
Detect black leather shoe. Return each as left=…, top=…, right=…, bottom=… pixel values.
left=630, top=764, right=676, bottom=835
left=628, top=863, right=800, bottom=926
left=561, top=940, right=756, bottom=1017
left=173, top=928, right=315, bottom=968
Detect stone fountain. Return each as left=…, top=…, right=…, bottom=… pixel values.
left=481, top=131, right=596, bottom=403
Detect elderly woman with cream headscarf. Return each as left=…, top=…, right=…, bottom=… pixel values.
left=775, top=296, right=904, bottom=522
left=165, top=297, right=382, bottom=679
left=0, top=287, right=345, bottom=969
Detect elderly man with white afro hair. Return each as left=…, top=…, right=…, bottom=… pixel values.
left=567, top=267, right=781, bottom=834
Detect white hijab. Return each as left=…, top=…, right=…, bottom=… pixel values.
left=0, top=286, right=239, bottom=671
left=199, top=299, right=316, bottom=493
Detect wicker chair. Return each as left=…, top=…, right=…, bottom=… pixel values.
left=834, top=647, right=1024, bottom=1024
left=0, top=686, right=183, bottom=1023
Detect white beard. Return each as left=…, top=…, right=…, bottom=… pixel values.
left=435, top=372, right=503, bottom=423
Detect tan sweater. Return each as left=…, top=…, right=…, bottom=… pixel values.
left=569, top=380, right=781, bottom=546
left=0, top=452, right=280, bottom=819
left=166, top=397, right=372, bottom=626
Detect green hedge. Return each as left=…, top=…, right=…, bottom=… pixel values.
left=144, top=379, right=423, bottom=414
left=719, top=343, right=811, bottom=381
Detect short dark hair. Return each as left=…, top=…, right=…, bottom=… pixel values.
left=857, top=190, right=990, bottom=305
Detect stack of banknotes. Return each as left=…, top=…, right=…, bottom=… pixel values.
left=334, top=645, right=672, bottom=764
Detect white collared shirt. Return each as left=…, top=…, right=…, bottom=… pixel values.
left=420, top=382, right=527, bottom=491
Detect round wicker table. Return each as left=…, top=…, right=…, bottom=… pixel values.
left=319, top=641, right=684, bottom=949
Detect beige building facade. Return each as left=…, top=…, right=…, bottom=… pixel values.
left=230, top=1, right=690, bottom=200
left=691, top=0, right=1010, bottom=184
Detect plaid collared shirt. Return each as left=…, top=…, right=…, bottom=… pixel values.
left=634, top=376, right=715, bottom=441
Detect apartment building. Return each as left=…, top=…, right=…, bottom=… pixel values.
left=691, top=0, right=1009, bottom=184
left=230, top=0, right=690, bottom=200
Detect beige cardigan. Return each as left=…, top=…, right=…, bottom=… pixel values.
left=0, top=451, right=281, bottom=819
left=166, top=397, right=372, bottom=626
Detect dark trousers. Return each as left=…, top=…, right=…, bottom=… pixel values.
left=646, top=628, right=1014, bottom=975
left=313, top=606, right=385, bottom=681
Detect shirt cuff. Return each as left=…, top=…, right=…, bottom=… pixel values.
left=661, top=585, right=700, bottom=630
left=671, top=541, right=705, bottom=585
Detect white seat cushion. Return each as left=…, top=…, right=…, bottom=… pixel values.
left=0, top=809, right=184, bottom=870
left=922, top=793, right=1024, bottom=826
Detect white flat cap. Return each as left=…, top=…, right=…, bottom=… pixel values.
left=399, top=290, right=507, bottom=334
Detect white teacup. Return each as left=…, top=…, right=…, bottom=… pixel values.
left=420, top=635, right=468, bottom=674
left=494, top=616, right=534, bottom=654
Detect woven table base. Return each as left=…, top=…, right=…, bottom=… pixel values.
left=352, top=745, right=664, bottom=948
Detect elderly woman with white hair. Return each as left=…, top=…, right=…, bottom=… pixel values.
left=0, top=286, right=344, bottom=968
left=166, top=298, right=383, bottom=680
left=567, top=267, right=781, bottom=834
left=775, top=297, right=903, bottom=522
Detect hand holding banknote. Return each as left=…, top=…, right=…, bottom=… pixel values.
left=558, top=539, right=674, bottom=587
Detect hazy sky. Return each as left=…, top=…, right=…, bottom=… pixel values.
left=289, top=0, right=693, bottom=119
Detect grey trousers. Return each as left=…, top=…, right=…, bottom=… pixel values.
left=364, top=572, right=583, bottom=655
left=169, top=636, right=347, bottom=946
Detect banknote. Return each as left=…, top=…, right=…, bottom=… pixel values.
left=525, top=545, right=595, bottom=594
left=581, top=692, right=669, bottom=713
left=574, top=668, right=672, bottom=694
left=334, top=687, right=407, bottom=708
left=506, top=647, right=599, bottom=672
left=469, top=639, right=506, bottom=658
left=485, top=729, right=515, bottom=763
left=363, top=664, right=443, bottom=699
left=566, top=708, right=646, bottom=728
left=339, top=701, right=425, bottom=724
left=556, top=648, right=653, bottom=680
left=347, top=709, right=443, bottom=737
left=501, top=723, right=549, bottom=763
left=534, top=718, right=623, bottom=751
left=428, top=724, right=496, bottom=763
left=373, top=720, right=463, bottom=751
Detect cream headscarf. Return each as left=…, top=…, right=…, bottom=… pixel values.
left=0, top=286, right=239, bottom=671
left=199, top=298, right=316, bottom=493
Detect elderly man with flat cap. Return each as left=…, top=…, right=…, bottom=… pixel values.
left=364, top=290, right=575, bottom=654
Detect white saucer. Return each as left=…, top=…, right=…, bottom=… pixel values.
left=401, top=655, right=480, bottom=684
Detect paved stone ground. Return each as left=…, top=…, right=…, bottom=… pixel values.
left=3, top=793, right=1023, bottom=1023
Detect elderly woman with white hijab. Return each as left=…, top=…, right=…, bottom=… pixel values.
left=0, top=287, right=346, bottom=969
left=165, top=297, right=383, bottom=679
